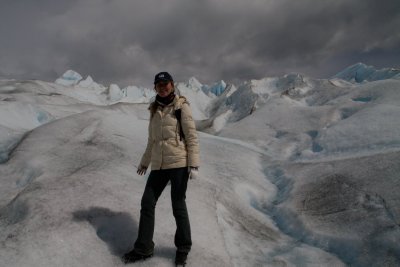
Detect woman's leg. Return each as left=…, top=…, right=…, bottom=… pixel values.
left=134, top=170, right=169, bottom=255
left=169, top=167, right=192, bottom=253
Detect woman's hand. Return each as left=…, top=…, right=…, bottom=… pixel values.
left=189, top=166, right=199, bottom=179
left=137, top=164, right=147, bottom=175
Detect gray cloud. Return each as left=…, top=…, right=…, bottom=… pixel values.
left=0, top=0, right=399, bottom=87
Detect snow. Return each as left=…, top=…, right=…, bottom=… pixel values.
left=212, top=110, right=232, bottom=132
left=1, top=63, right=400, bottom=266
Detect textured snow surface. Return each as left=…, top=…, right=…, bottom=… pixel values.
left=1, top=64, right=400, bottom=266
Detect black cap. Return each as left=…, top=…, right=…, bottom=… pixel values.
left=154, top=72, right=173, bottom=84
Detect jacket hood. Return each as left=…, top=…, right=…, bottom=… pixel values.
left=173, top=95, right=188, bottom=110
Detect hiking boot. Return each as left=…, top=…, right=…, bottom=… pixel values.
left=175, top=251, right=188, bottom=265
left=122, top=249, right=153, bottom=264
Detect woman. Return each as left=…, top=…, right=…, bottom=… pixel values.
left=123, top=72, right=200, bottom=265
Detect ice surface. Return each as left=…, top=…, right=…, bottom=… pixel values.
left=78, top=75, right=106, bottom=91
left=1, top=63, right=400, bottom=266
left=202, top=80, right=227, bottom=96
left=176, top=80, right=212, bottom=120
left=119, top=85, right=155, bottom=104
left=108, top=84, right=124, bottom=102
left=52, top=71, right=211, bottom=119
left=333, top=62, right=400, bottom=83
left=0, top=125, right=25, bottom=163
left=55, top=70, right=83, bottom=86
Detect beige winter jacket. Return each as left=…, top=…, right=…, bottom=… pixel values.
left=139, top=96, right=200, bottom=170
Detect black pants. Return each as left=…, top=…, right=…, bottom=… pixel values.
left=134, top=167, right=192, bottom=255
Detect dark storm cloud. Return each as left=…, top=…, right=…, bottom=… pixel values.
left=0, top=0, right=399, bottom=87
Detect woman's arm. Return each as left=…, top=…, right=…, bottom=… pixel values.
left=181, top=103, right=200, bottom=167
left=138, top=119, right=153, bottom=171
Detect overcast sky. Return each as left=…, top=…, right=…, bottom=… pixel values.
left=1, top=0, right=399, bottom=87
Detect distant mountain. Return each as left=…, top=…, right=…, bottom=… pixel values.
left=333, top=63, right=400, bottom=83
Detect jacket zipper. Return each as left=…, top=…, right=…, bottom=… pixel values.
left=160, top=108, right=164, bottom=169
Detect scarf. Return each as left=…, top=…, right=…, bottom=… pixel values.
left=156, top=92, right=176, bottom=106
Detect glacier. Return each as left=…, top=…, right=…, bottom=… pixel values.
left=333, top=62, right=400, bottom=83
left=0, top=63, right=400, bottom=266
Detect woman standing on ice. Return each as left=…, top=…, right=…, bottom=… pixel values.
left=123, top=72, right=200, bottom=266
